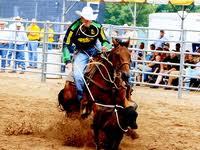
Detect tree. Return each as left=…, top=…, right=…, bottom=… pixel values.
left=104, top=3, right=157, bottom=27
left=104, top=3, right=200, bottom=27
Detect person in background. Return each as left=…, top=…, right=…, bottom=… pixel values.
left=27, top=18, right=40, bottom=68
left=40, top=21, right=55, bottom=50
left=8, top=22, right=28, bottom=74
left=7, top=16, right=25, bottom=66
left=154, top=30, right=168, bottom=49
left=146, top=44, right=155, bottom=60
left=0, top=21, right=9, bottom=72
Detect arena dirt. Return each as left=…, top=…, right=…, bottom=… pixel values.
left=0, top=73, right=200, bottom=150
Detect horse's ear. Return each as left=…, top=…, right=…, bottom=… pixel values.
left=123, top=38, right=130, bottom=48
left=112, top=38, right=119, bottom=47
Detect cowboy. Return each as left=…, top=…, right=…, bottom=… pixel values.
left=62, top=6, right=112, bottom=102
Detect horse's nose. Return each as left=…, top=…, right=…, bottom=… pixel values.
left=122, top=71, right=130, bottom=81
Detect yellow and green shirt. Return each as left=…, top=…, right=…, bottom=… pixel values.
left=62, top=18, right=111, bottom=63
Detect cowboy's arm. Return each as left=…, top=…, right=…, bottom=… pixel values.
left=98, top=26, right=112, bottom=51
left=62, top=28, right=75, bottom=64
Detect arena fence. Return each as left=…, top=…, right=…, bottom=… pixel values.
left=0, top=20, right=199, bottom=98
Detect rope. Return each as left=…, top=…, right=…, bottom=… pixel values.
left=115, top=108, right=128, bottom=132
left=79, top=23, right=99, bottom=38
left=95, top=103, right=124, bottom=109
left=74, top=63, right=95, bottom=102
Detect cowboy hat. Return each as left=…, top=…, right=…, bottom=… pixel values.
left=76, top=6, right=98, bottom=21
left=13, top=16, right=22, bottom=21
left=0, top=21, right=7, bottom=25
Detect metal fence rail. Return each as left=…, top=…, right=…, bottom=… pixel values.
left=0, top=20, right=199, bottom=98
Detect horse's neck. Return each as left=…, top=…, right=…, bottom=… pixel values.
left=85, top=56, right=114, bottom=82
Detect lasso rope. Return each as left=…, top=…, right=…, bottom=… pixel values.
left=78, top=23, right=99, bottom=38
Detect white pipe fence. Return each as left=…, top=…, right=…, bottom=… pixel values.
left=0, top=20, right=199, bottom=98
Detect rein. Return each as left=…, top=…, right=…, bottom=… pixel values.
left=95, top=103, right=128, bottom=132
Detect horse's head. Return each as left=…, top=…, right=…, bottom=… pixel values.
left=109, top=38, right=131, bottom=82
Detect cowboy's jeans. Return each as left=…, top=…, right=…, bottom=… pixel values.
left=28, top=41, right=38, bottom=67
left=0, top=43, right=8, bottom=69
left=73, top=48, right=98, bottom=101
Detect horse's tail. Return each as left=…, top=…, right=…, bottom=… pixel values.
left=58, top=89, right=65, bottom=111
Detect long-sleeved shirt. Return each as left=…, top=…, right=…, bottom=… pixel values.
left=10, top=29, right=28, bottom=45
left=62, top=18, right=111, bottom=63
left=0, top=27, right=9, bottom=44
left=154, top=36, right=168, bottom=48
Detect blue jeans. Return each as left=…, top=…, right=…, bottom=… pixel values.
left=15, top=44, right=26, bottom=70
left=0, top=44, right=9, bottom=69
left=7, top=43, right=15, bottom=66
left=48, top=44, right=52, bottom=50
left=73, top=48, right=98, bottom=101
left=28, top=41, right=38, bottom=67
left=138, top=64, right=152, bottom=81
left=185, top=67, right=200, bottom=89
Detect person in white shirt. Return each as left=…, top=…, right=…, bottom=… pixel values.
left=154, top=30, right=168, bottom=49
left=9, top=22, right=28, bottom=74
left=7, top=16, right=25, bottom=66
left=0, top=21, right=9, bottom=72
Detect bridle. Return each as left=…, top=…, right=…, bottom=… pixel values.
left=115, top=62, right=130, bottom=73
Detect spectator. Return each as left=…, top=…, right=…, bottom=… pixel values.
left=151, top=50, right=180, bottom=88
left=40, top=21, right=55, bottom=50
left=0, top=21, right=9, bottom=72
left=164, top=51, right=194, bottom=90
left=160, top=43, right=170, bottom=61
left=146, top=44, right=155, bottom=60
left=184, top=61, right=200, bottom=90
left=175, top=43, right=181, bottom=52
left=7, top=16, right=25, bottom=66
left=27, top=18, right=40, bottom=68
left=138, top=42, right=145, bottom=60
left=8, top=22, right=28, bottom=74
left=137, top=54, right=161, bottom=82
left=154, top=30, right=168, bottom=49
left=151, top=47, right=162, bottom=61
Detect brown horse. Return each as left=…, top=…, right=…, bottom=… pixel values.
left=93, top=105, right=138, bottom=150
left=58, top=39, right=131, bottom=116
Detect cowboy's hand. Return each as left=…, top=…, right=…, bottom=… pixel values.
left=101, top=46, right=107, bottom=53
left=66, top=63, right=72, bottom=72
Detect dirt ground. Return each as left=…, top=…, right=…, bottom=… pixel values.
left=0, top=72, right=200, bottom=150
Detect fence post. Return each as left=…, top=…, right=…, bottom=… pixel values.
left=178, top=8, right=186, bottom=99
left=41, top=22, right=48, bottom=82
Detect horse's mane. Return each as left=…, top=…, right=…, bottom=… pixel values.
left=84, top=53, right=114, bottom=81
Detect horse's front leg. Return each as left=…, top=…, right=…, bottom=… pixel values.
left=93, top=127, right=100, bottom=150
left=80, top=96, right=94, bottom=119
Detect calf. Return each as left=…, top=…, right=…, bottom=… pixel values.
left=93, top=106, right=138, bottom=150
